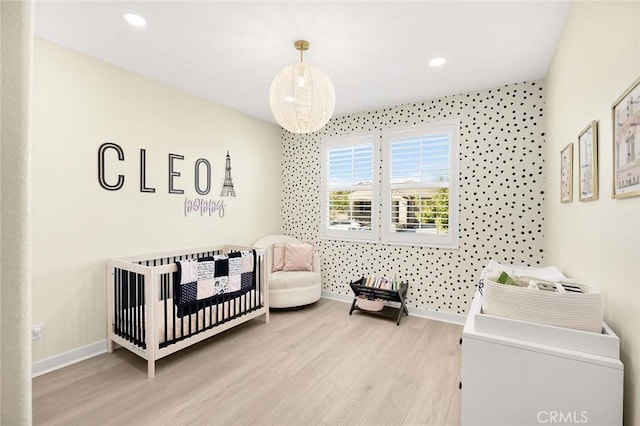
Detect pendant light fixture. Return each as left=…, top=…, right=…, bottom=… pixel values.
left=269, top=40, right=336, bottom=134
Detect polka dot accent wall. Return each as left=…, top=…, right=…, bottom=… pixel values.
left=281, top=81, right=546, bottom=314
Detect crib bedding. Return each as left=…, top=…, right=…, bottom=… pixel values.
left=119, top=290, right=261, bottom=344
left=174, top=250, right=256, bottom=318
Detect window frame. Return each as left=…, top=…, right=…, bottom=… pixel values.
left=319, top=120, right=459, bottom=249
left=381, top=119, right=460, bottom=248
left=320, top=132, right=379, bottom=242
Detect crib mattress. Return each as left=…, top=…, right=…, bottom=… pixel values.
left=117, top=290, right=262, bottom=345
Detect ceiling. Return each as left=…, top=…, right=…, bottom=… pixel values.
left=34, top=1, right=571, bottom=125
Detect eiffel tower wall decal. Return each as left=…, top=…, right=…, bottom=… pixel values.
left=221, top=150, right=236, bottom=197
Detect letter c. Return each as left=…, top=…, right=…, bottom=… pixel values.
left=537, top=411, right=549, bottom=424
left=98, top=142, right=125, bottom=190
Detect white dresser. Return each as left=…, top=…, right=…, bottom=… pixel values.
left=461, top=291, right=623, bottom=426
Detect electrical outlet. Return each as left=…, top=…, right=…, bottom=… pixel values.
left=32, top=325, right=43, bottom=340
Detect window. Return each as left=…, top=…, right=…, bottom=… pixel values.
left=320, top=120, right=459, bottom=249
left=320, top=133, right=378, bottom=241
left=382, top=120, right=459, bottom=248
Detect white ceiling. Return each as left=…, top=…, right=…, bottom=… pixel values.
left=34, top=1, right=571, bottom=125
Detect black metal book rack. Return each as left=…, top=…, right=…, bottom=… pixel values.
left=348, top=277, right=409, bottom=325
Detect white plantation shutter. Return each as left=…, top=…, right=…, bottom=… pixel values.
left=321, top=134, right=378, bottom=241
left=383, top=120, right=459, bottom=248
left=327, top=145, right=372, bottom=186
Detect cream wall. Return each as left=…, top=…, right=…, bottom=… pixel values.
left=545, top=1, right=640, bottom=424
left=1, top=1, right=33, bottom=423
left=31, top=39, right=282, bottom=362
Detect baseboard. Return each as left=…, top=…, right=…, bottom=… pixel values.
left=321, top=290, right=352, bottom=303
left=407, top=305, right=467, bottom=325
left=32, top=340, right=107, bottom=378
left=321, top=290, right=467, bottom=325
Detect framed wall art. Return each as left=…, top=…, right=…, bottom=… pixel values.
left=612, top=76, right=640, bottom=199
left=578, top=121, right=598, bottom=201
left=560, top=143, right=573, bottom=203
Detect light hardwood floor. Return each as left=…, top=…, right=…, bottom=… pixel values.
left=33, top=298, right=463, bottom=426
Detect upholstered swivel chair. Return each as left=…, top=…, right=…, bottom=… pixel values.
left=253, top=235, right=321, bottom=308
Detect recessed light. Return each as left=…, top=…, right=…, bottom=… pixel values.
left=123, top=13, right=147, bottom=28
left=429, top=57, right=447, bottom=67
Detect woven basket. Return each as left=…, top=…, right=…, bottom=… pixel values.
left=482, top=275, right=602, bottom=333
left=356, top=296, right=384, bottom=312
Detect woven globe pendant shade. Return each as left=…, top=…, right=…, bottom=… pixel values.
left=269, top=41, right=335, bottom=134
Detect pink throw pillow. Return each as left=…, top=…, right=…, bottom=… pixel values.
left=283, top=242, right=313, bottom=272
left=272, top=243, right=286, bottom=272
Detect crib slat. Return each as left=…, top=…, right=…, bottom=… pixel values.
left=123, top=271, right=129, bottom=341
left=196, top=303, right=201, bottom=335
left=133, top=273, right=138, bottom=345
left=172, top=273, right=177, bottom=347
left=133, top=272, right=138, bottom=344
left=211, top=302, right=215, bottom=327
left=122, top=270, right=127, bottom=339
left=163, top=274, right=168, bottom=346
left=138, top=274, right=143, bottom=346
left=135, top=273, right=139, bottom=345
left=129, top=272, right=133, bottom=343
left=252, top=252, right=257, bottom=310
left=137, top=274, right=143, bottom=346
left=180, top=303, right=185, bottom=342
left=123, top=270, right=128, bottom=331
left=115, top=268, right=121, bottom=335
left=142, top=276, right=146, bottom=349
left=254, top=253, right=258, bottom=308
left=120, top=269, right=125, bottom=335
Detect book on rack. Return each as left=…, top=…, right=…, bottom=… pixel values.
left=363, top=274, right=400, bottom=291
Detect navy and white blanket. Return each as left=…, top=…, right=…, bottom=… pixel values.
left=174, top=250, right=256, bottom=317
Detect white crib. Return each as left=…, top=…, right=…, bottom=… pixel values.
left=107, top=244, right=268, bottom=378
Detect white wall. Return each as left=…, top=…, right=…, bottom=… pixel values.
left=281, top=81, right=546, bottom=314
left=31, top=39, right=283, bottom=362
left=545, top=1, right=640, bottom=424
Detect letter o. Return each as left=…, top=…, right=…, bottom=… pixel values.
left=194, top=158, right=211, bottom=195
